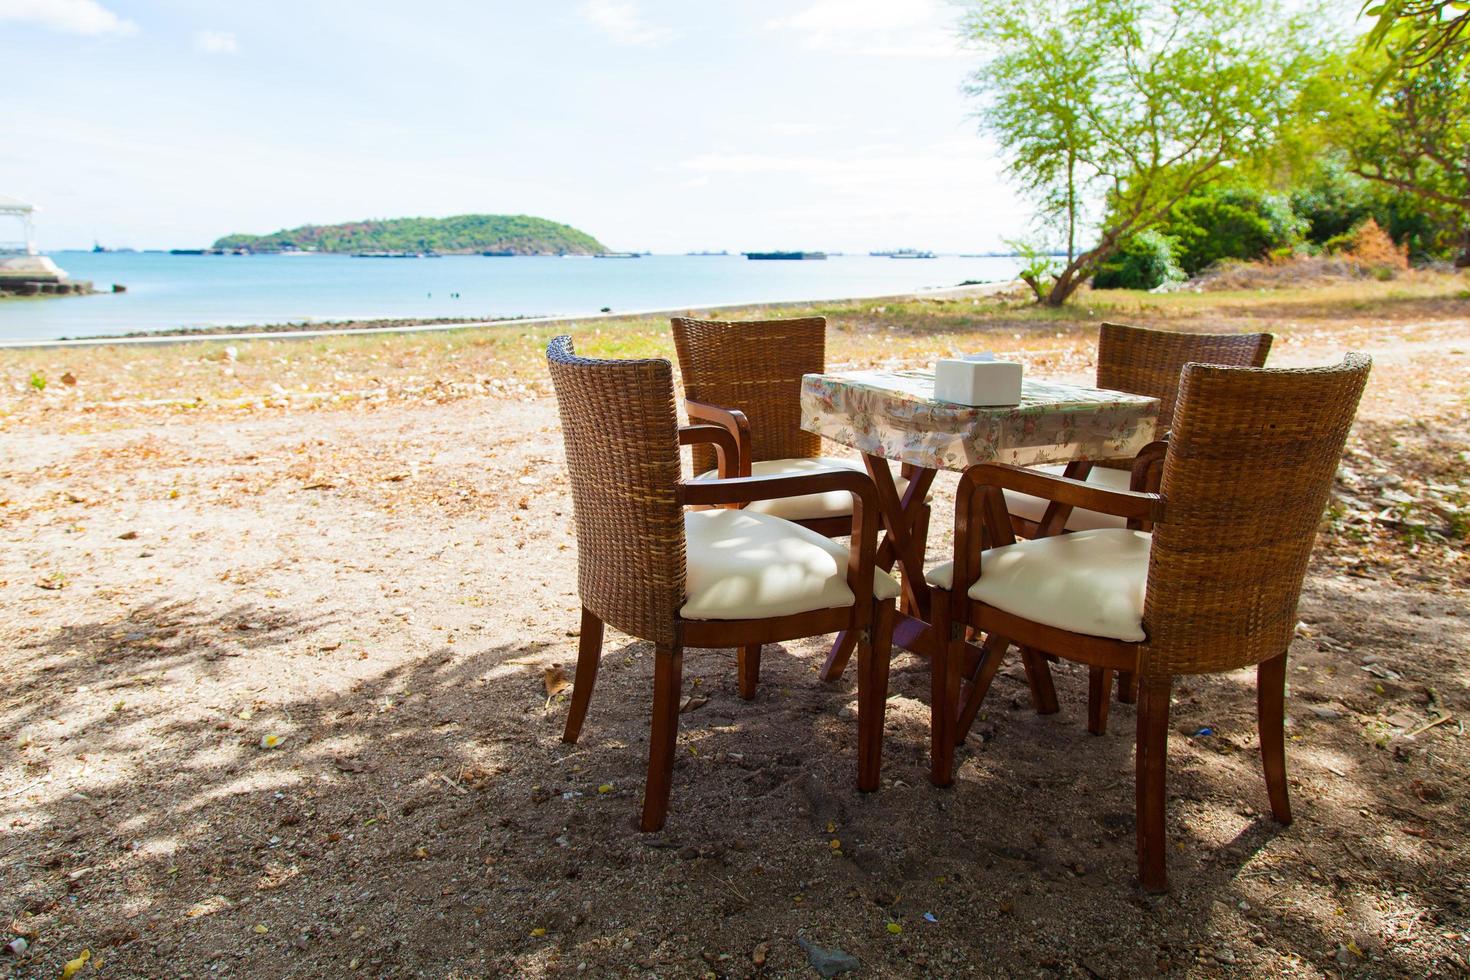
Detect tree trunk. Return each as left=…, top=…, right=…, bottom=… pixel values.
left=1044, top=260, right=1088, bottom=307
left=1066, top=150, right=1077, bottom=266
left=1457, top=227, right=1470, bottom=268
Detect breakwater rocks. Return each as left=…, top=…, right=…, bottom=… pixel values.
left=0, top=279, right=101, bottom=297
left=0, top=254, right=118, bottom=298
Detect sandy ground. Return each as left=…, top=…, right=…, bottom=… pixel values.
left=2, top=293, right=1468, bottom=978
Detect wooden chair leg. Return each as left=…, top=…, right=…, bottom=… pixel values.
left=1020, top=646, right=1060, bottom=715
left=930, top=601, right=960, bottom=787
left=640, top=643, right=683, bottom=832
left=954, top=633, right=1009, bottom=746
left=857, top=599, right=895, bottom=792
left=1116, top=670, right=1138, bottom=704
left=1135, top=675, right=1172, bottom=892
left=562, top=607, right=604, bottom=744
left=1087, top=667, right=1113, bottom=736
left=820, top=629, right=858, bottom=683
left=738, top=644, right=761, bottom=700
left=1258, top=652, right=1293, bottom=825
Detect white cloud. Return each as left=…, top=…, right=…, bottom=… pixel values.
left=766, top=0, right=962, bottom=58
left=0, top=0, right=137, bottom=35
left=193, top=29, right=238, bottom=54
left=578, top=0, right=672, bottom=46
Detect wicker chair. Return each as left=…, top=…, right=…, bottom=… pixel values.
left=671, top=315, right=923, bottom=540
left=546, top=336, right=901, bottom=831
left=1006, top=322, right=1274, bottom=539
left=926, top=354, right=1371, bottom=890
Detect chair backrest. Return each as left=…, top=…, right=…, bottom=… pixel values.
left=546, top=336, right=685, bottom=646
left=1141, top=354, right=1371, bottom=676
left=671, top=316, right=826, bottom=474
left=1096, top=322, right=1273, bottom=431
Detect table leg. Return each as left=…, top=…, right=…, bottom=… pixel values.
left=821, top=457, right=936, bottom=682
left=1035, top=460, right=1094, bottom=538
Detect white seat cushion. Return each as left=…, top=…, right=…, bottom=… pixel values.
left=1003, top=464, right=1132, bottom=532
left=692, top=456, right=911, bottom=523
left=681, top=509, right=900, bottom=620
left=925, top=528, right=1150, bottom=642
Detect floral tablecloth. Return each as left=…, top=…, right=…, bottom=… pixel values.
left=801, top=369, right=1159, bottom=471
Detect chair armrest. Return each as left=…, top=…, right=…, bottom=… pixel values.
left=679, top=424, right=739, bottom=480
left=679, top=469, right=873, bottom=509
left=943, top=463, right=1165, bottom=607
left=961, top=462, right=1164, bottom=523
left=1130, top=439, right=1168, bottom=494
left=685, top=400, right=752, bottom=478
left=679, top=470, right=880, bottom=609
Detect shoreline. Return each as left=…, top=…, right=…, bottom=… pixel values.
left=0, top=280, right=1023, bottom=350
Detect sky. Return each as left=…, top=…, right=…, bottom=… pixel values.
left=0, top=0, right=1034, bottom=253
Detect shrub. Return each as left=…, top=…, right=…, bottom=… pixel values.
left=1165, top=185, right=1307, bottom=275
left=1346, top=217, right=1409, bottom=270
left=1091, top=231, right=1186, bottom=290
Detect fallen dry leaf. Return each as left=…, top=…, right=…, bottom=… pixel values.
left=60, top=949, right=90, bottom=979
left=544, top=666, right=570, bottom=697
left=186, top=895, right=234, bottom=918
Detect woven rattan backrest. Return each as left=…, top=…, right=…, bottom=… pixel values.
left=1096, top=323, right=1273, bottom=430
left=671, top=316, right=826, bottom=474
left=1141, top=354, right=1371, bottom=676
left=546, top=336, right=685, bottom=646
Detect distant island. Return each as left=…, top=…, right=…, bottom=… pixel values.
left=212, top=214, right=608, bottom=255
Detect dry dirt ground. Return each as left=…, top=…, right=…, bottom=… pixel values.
left=2, top=292, right=1469, bottom=978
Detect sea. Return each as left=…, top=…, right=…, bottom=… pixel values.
left=0, top=251, right=1023, bottom=342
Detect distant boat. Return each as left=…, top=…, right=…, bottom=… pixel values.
left=170, top=248, right=206, bottom=255
left=744, top=251, right=827, bottom=261
left=351, top=250, right=438, bottom=258
left=872, top=248, right=936, bottom=259
left=594, top=251, right=641, bottom=259
left=686, top=250, right=729, bottom=256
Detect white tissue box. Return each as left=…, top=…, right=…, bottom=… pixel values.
left=933, top=358, right=1023, bottom=406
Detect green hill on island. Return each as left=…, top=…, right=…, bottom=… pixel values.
left=213, top=214, right=608, bottom=255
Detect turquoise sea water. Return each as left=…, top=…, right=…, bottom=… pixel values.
left=0, top=251, right=1022, bottom=342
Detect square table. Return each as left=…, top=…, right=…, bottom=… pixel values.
left=800, top=368, right=1160, bottom=667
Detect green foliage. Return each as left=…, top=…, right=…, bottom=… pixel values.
left=1319, top=41, right=1470, bottom=264
left=1004, top=238, right=1060, bottom=302
left=214, top=214, right=608, bottom=255
left=961, top=0, right=1323, bottom=305
left=1091, top=230, right=1186, bottom=290
left=28, top=371, right=46, bottom=391
left=1362, top=0, right=1469, bottom=81
left=1289, top=158, right=1378, bottom=243
left=1163, top=185, right=1307, bottom=275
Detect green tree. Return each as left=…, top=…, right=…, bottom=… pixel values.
left=1327, top=44, right=1470, bottom=264
left=1362, top=0, right=1469, bottom=79
left=1289, top=155, right=1451, bottom=258
left=961, top=0, right=1320, bottom=306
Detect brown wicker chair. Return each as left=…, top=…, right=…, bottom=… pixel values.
left=671, top=315, right=924, bottom=541
left=1007, top=322, right=1274, bottom=539
left=546, top=335, right=901, bottom=831
left=927, top=354, right=1371, bottom=890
